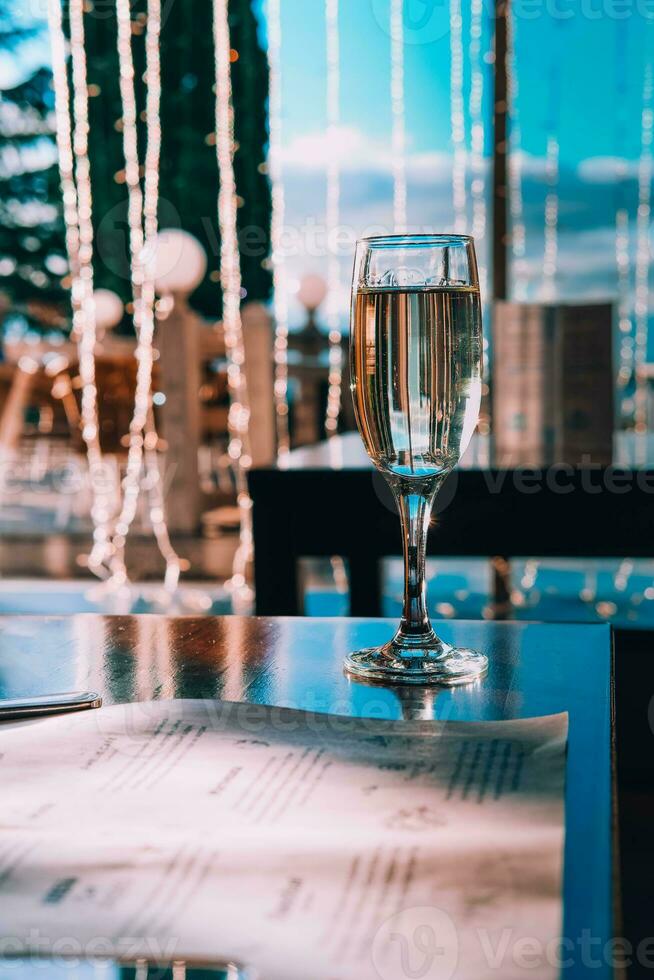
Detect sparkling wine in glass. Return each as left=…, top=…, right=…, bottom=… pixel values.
left=345, top=234, right=488, bottom=685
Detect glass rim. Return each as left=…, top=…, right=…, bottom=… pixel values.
left=357, top=233, right=474, bottom=247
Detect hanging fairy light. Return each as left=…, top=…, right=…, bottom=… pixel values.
left=449, top=0, right=466, bottom=234
left=613, top=203, right=635, bottom=596
left=47, top=0, right=116, bottom=577
left=613, top=23, right=633, bottom=403
left=213, top=0, right=254, bottom=607
left=615, top=207, right=631, bottom=382
left=634, top=60, right=653, bottom=432
left=541, top=135, right=559, bottom=302
left=110, top=0, right=182, bottom=592
left=540, top=32, right=561, bottom=304
left=527, top=114, right=560, bottom=605
left=506, top=3, right=527, bottom=300
left=468, top=0, right=486, bottom=293
left=143, top=406, right=186, bottom=589
left=324, top=0, right=343, bottom=436
left=390, top=0, right=407, bottom=234
left=141, top=0, right=184, bottom=592
left=266, top=0, right=290, bottom=458
left=610, top=25, right=634, bottom=599
left=615, top=205, right=632, bottom=384
left=636, top=57, right=654, bottom=608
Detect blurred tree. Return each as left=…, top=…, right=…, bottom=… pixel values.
left=84, top=0, right=273, bottom=322
left=0, top=0, right=272, bottom=328
left=0, top=5, right=67, bottom=314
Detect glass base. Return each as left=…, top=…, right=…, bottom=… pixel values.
left=344, top=637, right=488, bottom=686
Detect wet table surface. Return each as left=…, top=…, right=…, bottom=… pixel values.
left=0, top=615, right=613, bottom=978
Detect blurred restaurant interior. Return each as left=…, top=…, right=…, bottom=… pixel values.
left=0, top=0, right=652, bottom=977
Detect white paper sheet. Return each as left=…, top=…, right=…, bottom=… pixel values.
left=0, top=700, right=567, bottom=980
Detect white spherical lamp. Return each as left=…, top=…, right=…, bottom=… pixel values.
left=297, top=274, right=328, bottom=312
left=93, top=289, right=124, bottom=331
left=151, top=229, right=207, bottom=295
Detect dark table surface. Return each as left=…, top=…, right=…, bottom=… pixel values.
left=250, top=432, right=654, bottom=616
left=0, top=614, right=614, bottom=978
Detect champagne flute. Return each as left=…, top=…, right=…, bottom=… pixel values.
left=345, top=234, right=488, bottom=685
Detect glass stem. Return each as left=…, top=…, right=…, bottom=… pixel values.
left=394, top=481, right=439, bottom=644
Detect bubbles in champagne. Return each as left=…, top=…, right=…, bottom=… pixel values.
left=350, top=286, right=482, bottom=479
left=371, top=270, right=469, bottom=289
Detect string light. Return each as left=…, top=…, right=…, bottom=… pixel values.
left=540, top=29, right=561, bottom=304
left=140, top=1, right=184, bottom=591
left=611, top=24, right=634, bottom=597
left=613, top=22, right=632, bottom=407
left=449, top=0, right=466, bottom=234
left=47, top=0, right=116, bottom=577
left=634, top=60, right=653, bottom=431
left=143, top=405, right=186, bottom=590
left=266, top=0, right=291, bottom=458
left=390, top=0, right=406, bottom=234
left=213, top=0, right=254, bottom=608
left=324, top=0, right=343, bottom=436
left=323, top=0, right=349, bottom=607
left=469, top=0, right=487, bottom=294
left=111, top=0, right=182, bottom=592
left=506, top=3, right=527, bottom=300
left=527, top=51, right=561, bottom=599
left=613, top=207, right=635, bottom=594
left=541, top=135, right=559, bottom=302
left=615, top=206, right=632, bottom=390
left=615, top=557, right=634, bottom=594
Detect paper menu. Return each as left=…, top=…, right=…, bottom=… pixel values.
left=0, top=700, right=567, bottom=980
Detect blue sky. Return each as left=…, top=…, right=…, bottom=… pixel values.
left=264, top=0, right=654, bottom=340
left=278, top=0, right=456, bottom=152
left=8, top=0, right=651, bottom=162
left=275, top=0, right=652, bottom=162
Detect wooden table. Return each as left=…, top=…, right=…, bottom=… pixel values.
left=249, top=431, right=654, bottom=616
left=0, top=614, right=614, bottom=977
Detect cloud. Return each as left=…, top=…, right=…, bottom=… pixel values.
left=0, top=137, right=58, bottom=180
left=281, top=125, right=452, bottom=179
left=577, top=156, right=639, bottom=183
left=408, top=150, right=455, bottom=183
left=0, top=32, right=51, bottom=92
left=515, top=225, right=618, bottom=278
left=281, top=126, right=391, bottom=173
left=509, top=150, right=550, bottom=179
